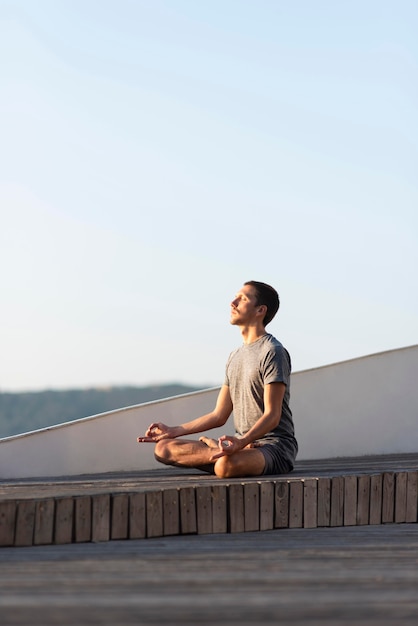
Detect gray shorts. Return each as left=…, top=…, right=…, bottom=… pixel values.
left=258, top=438, right=297, bottom=475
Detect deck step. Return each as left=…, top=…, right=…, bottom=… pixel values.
left=1, top=461, right=417, bottom=547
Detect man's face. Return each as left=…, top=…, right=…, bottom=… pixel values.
left=230, top=284, right=260, bottom=326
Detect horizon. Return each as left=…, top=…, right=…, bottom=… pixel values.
left=3, top=341, right=416, bottom=394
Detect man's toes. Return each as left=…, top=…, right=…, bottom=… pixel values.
left=199, top=436, right=219, bottom=449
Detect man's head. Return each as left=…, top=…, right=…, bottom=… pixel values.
left=244, top=280, right=280, bottom=326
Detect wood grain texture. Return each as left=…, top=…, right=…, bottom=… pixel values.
left=229, top=483, right=244, bottom=533
left=111, top=493, right=129, bottom=540
left=1, top=525, right=418, bottom=625
left=330, top=476, right=344, bottom=527
left=289, top=481, right=303, bottom=528
left=1, top=454, right=418, bottom=548
left=196, top=485, right=212, bottom=535
left=74, top=496, right=91, bottom=543
left=344, top=475, right=357, bottom=526
left=274, top=481, right=289, bottom=528
left=129, top=492, right=146, bottom=539
left=15, top=500, right=35, bottom=547
left=179, top=486, right=197, bottom=535
left=34, top=499, right=55, bottom=546
left=244, top=482, right=259, bottom=532
left=357, top=475, right=370, bottom=526
left=382, top=473, right=395, bottom=524
left=303, top=479, right=318, bottom=529
left=211, top=484, right=227, bottom=534
left=317, top=477, right=331, bottom=527
left=145, top=491, right=163, bottom=538
left=54, top=497, right=74, bottom=545
left=259, top=481, right=274, bottom=531
left=91, top=494, right=110, bottom=542
left=406, top=471, right=418, bottom=523
left=369, top=474, right=383, bottom=525
left=395, top=472, right=407, bottom=524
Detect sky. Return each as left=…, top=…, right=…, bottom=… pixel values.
left=1, top=0, right=417, bottom=392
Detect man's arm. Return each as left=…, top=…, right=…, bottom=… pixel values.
left=238, top=381, right=285, bottom=446
left=213, top=382, right=285, bottom=457
left=137, top=385, right=233, bottom=443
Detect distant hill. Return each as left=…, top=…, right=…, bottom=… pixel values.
left=0, top=384, right=205, bottom=438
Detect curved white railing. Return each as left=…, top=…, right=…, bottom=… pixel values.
left=0, top=345, right=417, bottom=479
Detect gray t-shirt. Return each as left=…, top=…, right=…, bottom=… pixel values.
left=224, top=333, right=297, bottom=447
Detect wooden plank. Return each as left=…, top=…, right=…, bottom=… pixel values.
left=244, top=482, right=259, bottom=532
left=111, top=494, right=129, bottom=540
left=92, top=494, right=110, bottom=542
left=343, top=475, right=357, bottom=526
left=179, top=487, right=197, bottom=535
left=357, top=475, right=370, bottom=526
left=211, top=485, right=227, bottom=534
left=274, top=481, right=289, bottom=528
left=229, top=483, right=245, bottom=533
left=289, top=481, right=303, bottom=528
left=395, top=472, right=407, bottom=524
left=34, top=499, right=55, bottom=546
left=54, top=497, right=74, bottom=545
left=259, top=481, right=274, bottom=531
left=1, top=453, right=417, bottom=551
left=74, top=496, right=91, bottom=543
left=146, top=491, right=163, bottom=538
left=162, top=488, right=180, bottom=536
left=382, top=472, right=395, bottom=524
left=330, top=476, right=344, bottom=527
left=0, top=501, right=16, bottom=547
left=15, top=500, right=36, bottom=547
left=369, top=474, right=383, bottom=525
left=3, top=522, right=418, bottom=625
left=129, top=492, right=146, bottom=539
left=196, top=486, right=212, bottom=535
left=317, top=478, right=331, bottom=527
left=303, top=479, right=318, bottom=529
left=406, top=471, right=418, bottom=523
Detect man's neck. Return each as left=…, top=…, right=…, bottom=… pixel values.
left=240, top=325, right=267, bottom=345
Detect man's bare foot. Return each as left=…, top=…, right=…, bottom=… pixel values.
left=199, top=436, right=219, bottom=449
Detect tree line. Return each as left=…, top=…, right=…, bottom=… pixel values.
left=0, top=384, right=202, bottom=438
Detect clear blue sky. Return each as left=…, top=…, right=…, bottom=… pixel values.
left=1, top=0, right=417, bottom=391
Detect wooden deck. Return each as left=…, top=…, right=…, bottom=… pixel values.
left=1, top=453, right=417, bottom=548
left=1, top=524, right=418, bottom=625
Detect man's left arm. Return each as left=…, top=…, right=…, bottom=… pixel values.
left=213, top=382, right=285, bottom=458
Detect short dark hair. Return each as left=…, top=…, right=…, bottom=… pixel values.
left=244, top=280, right=280, bottom=326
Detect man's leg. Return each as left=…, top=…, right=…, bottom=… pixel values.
left=154, top=438, right=217, bottom=470
left=154, top=438, right=267, bottom=478
left=213, top=447, right=266, bottom=478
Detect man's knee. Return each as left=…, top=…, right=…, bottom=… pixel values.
left=214, top=451, right=266, bottom=478
left=214, top=456, right=236, bottom=478
left=154, top=439, right=173, bottom=465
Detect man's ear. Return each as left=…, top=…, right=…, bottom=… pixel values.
left=257, top=304, right=267, bottom=316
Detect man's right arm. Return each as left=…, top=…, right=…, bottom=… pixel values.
left=137, top=385, right=233, bottom=443
left=178, top=385, right=233, bottom=436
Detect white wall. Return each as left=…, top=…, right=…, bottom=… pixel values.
left=0, top=345, right=417, bottom=479
left=291, top=344, right=418, bottom=459
left=0, top=388, right=224, bottom=479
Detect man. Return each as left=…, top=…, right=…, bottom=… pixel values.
left=137, top=281, right=297, bottom=478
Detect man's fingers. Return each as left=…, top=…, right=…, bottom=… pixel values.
left=210, top=450, right=226, bottom=460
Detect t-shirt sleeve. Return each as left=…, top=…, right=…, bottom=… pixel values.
left=262, top=345, right=291, bottom=386
left=223, top=351, right=234, bottom=387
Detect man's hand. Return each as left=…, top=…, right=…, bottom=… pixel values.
left=209, top=434, right=248, bottom=460
left=137, top=422, right=177, bottom=443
